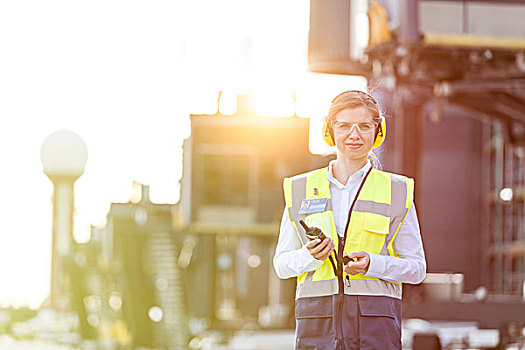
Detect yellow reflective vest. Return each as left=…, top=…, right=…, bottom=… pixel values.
left=283, top=166, right=414, bottom=300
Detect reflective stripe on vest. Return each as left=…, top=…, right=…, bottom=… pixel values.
left=283, top=167, right=414, bottom=300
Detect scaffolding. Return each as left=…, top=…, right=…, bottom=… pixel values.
left=486, top=120, right=525, bottom=295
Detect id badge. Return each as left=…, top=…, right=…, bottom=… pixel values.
left=298, top=197, right=328, bottom=215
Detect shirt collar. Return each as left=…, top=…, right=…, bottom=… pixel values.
left=327, top=159, right=371, bottom=189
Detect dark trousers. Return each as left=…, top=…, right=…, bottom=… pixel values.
left=295, top=294, right=402, bottom=350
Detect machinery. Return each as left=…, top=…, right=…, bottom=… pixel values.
left=308, top=0, right=525, bottom=347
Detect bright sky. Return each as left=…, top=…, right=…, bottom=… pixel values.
left=0, top=0, right=365, bottom=308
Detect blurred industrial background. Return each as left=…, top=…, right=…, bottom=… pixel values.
left=1, top=0, right=525, bottom=349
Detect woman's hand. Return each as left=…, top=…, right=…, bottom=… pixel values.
left=306, top=237, right=334, bottom=261
left=343, top=251, right=370, bottom=275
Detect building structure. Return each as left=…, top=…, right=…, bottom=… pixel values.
left=178, top=94, right=334, bottom=332
left=69, top=96, right=334, bottom=348
left=70, top=184, right=187, bottom=350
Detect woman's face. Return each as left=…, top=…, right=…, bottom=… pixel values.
left=332, top=107, right=376, bottom=162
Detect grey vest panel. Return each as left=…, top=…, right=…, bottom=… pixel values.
left=296, top=276, right=402, bottom=300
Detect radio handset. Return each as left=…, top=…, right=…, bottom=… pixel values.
left=299, top=219, right=354, bottom=264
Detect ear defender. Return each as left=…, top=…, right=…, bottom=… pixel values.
left=322, top=116, right=387, bottom=148
left=373, top=116, right=386, bottom=148
left=322, top=116, right=336, bottom=147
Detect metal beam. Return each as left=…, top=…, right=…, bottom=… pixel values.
left=418, top=0, right=525, bottom=3
left=189, top=223, right=279, bottom=236
left=434, top=79, right=525, bottom=97
left=403, top=300, right=525, bottom=329
left=449, top=95, right=525, bottom=126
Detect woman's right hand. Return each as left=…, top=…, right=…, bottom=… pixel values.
left=306, top=237, right=334, bottom=261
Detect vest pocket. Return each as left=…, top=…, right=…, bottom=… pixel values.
left=296, top=336, right=338, bottom=350
left=357, top=296, right=402, bottom=349
left=358, top=295, right=399, bottom=318
left=295, top=296, right=334, bottom=341
left=360, top=213, right=390, bottom=255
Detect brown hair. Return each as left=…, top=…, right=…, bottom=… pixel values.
left=328, top=90, right=382, bottom=123
left=328, top=90, right=383, bottom=169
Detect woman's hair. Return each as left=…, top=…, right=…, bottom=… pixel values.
left=328, top=90, right=381, bottom=122
left=328, top=90, right=383, bottom=169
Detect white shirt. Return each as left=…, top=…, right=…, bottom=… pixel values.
left=273, top=160, right=427, bottom=284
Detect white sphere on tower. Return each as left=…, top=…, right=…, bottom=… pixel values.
left=40, top=130, right=88, bottom=179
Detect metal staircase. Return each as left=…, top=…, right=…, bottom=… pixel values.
left=146, top=231, right=188, bottom=350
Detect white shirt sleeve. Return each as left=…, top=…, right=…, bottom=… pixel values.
left=273, top=210, right=324, bottom=279
left=363, top=204, right=427, bottom=284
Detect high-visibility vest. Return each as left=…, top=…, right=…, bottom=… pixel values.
left=283, top=166, right=414, bottom=300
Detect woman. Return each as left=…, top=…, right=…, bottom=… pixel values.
left=273, top=90, right=426, bottom=350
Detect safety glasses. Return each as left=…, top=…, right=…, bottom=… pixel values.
left=331, top=119, right=379, bottom=134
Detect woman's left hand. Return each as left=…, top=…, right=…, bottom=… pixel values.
left=343, top=251, right=370, bottom=275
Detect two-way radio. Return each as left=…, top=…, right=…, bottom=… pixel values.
left=299, top=219, right=354, bottom=265
left=299, top=219, right=326, bottom=241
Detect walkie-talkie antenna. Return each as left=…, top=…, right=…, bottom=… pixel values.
left=299, top=220, right=309, bottom=231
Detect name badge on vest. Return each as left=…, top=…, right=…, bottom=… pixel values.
left=298, top=198, right=328, bottom=215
